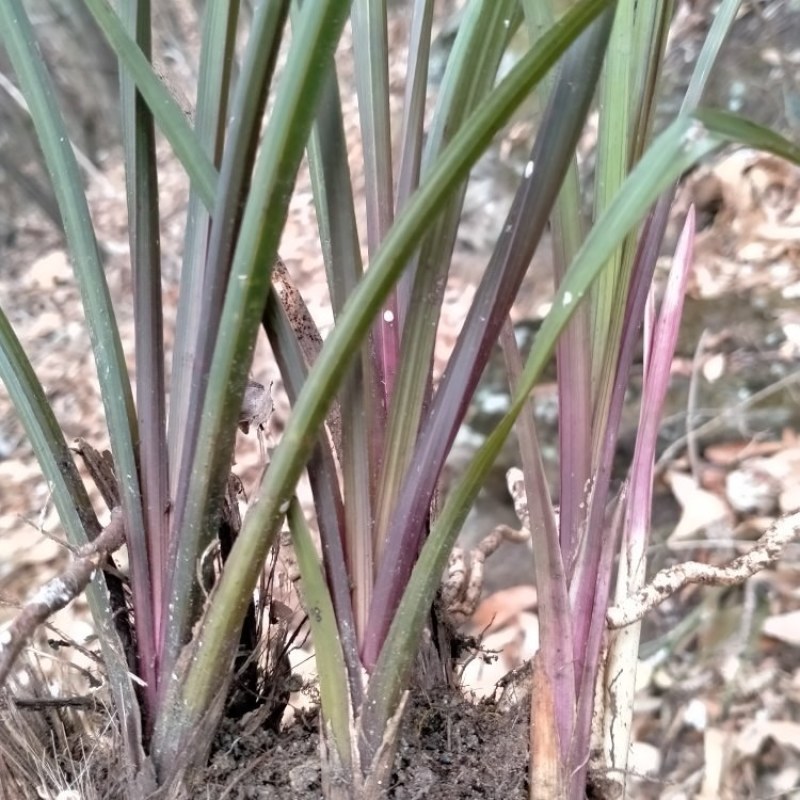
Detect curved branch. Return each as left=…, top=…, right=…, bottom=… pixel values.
left=607, top=511, right=800, bottom=628
left=0, top=509, right=126, bottom=685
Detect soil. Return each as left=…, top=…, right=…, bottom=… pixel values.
left=0, top=675, right=529, bottom=800
left=198, top=692, right=529, bottom=800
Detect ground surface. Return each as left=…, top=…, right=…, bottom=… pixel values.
left=1, top=1, right=800, bottom=798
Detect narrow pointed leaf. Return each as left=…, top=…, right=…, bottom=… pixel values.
left=119, top=0, right=169, bottom=663
left=351, top=0, right=396, bottom=404
left=169, top=0, right=240, bottom=497
left=0, top=309, right=145, bottom=772
left=157, top=0, right=354, bottom=730
left=263, top=288, right=362, bottom=704
left=374, top=0, right=521, bottom=558
left=364, top=7, right=614, bottom=667
left=307, top=66, right=375, bottom=639
left=287, top=497, right=352, bottom=767
left=0, top=0, right=154, bottom=697
left=362, top=110, right=800, bottom=741
left=179, top=0, right=617, bottom=723
left=165, top=0, right=290, bottom=673
left=82, top=0, right=217, bottom=206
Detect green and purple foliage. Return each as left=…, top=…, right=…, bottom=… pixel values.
left=0, top=1, right=798, bottom=797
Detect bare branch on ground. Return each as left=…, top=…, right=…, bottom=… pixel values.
left=607, top=510, right=800, bottom=628
left=0, top=508, right=126, bottom=685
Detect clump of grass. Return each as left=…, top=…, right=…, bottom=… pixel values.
left=0, top=1, right=799, bottom=798
left=0, top=656, right=125, bottom=800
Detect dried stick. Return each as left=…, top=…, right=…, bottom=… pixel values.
left=0, top=509, right=126, bottom=685
left=271, top=258, right=342, bottom=455
left=607, top=510, right=800, bottom=628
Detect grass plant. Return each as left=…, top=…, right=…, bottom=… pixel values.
left=1, top=0, right=799, bottom=797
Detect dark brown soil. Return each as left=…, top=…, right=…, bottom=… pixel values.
left=198, top=691, right=529, bottom=800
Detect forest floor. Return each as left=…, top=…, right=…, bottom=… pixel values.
left=1, top=1, right=800, bottom=798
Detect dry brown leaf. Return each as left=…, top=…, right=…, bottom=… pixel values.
left=26, top=250, right=71, bottom=290
left=704, top=439, right=787, bottom=466
left=467, top=585, right=538, bottom=634
left=736, top=719, right=800, bottom=758
left=460, top=610, right=539, bottom=699
left=666, top=470, right=734, bottom=541
left=762, top=609, right=800, bottom=647
left=764, top=447, right=800, bottom=514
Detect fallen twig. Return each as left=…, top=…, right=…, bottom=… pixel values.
left=12, top=693, right=102, bottom=710
left=0, top=509, right=126, bottom=685
left=607, top=510, right=800, bottom=628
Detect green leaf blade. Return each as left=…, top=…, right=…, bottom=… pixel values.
left=0, top=0, right=156, bottom=702
left=0, top=307, right=146, bottom=771
left=83, top=0, right=217, bottom=206
left=177, top=0, right=616, bottom=734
